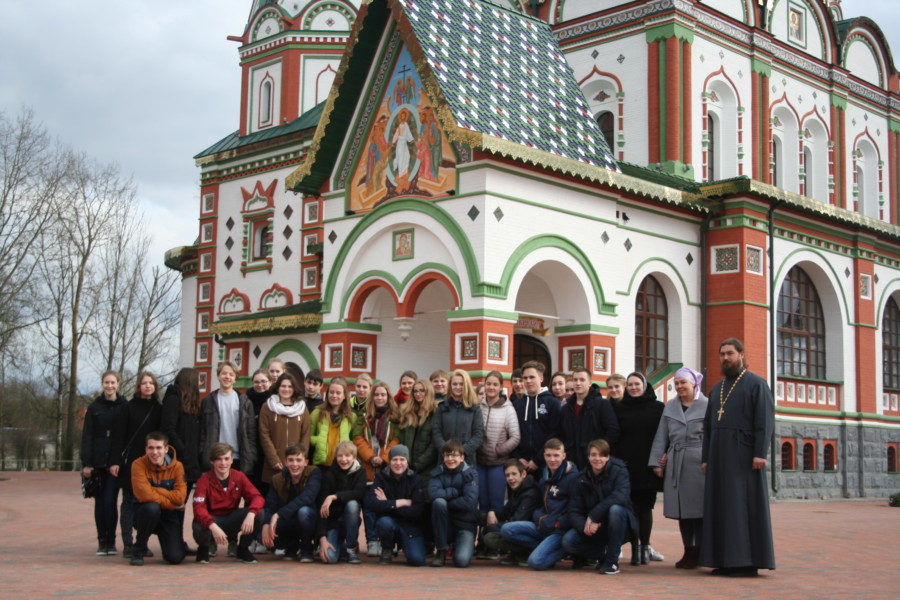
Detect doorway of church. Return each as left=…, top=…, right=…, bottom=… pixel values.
left=513, top=334, right=551, bottom=385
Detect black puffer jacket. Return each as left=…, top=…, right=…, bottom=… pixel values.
left=559, top=384, right=620, bottom=469
left=81, top=394, right=126, bottom=469
left=160, top=384, right=202, bottom=482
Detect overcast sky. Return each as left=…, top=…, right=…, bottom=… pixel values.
left=0, top=0, right=897, bottom=274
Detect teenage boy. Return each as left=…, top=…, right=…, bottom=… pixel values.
left=317, top=441, right=367, bottom=564
left=511, top=361, right=561, bottom=473
left=482, top=459, right=541, bottom=564
left=303, top=369, right=324, bottom=412
left=508, top=369, right=525, bottom=402
left=366, top=445, right=426, bottom=566
left=129, top=432, right=187, bottom=566
left=499, top=438, right=577, bottom=570
left=430, top=370, right=449, bottom=403
left=562, top=439, right=637, bottom=575
left=428, top=440, right=478, bottom=568
left=261, top=444, right=322, bottom=562
left=558, top=367, right=620, bottom=470
left=192, top=442, right=265, bottom=564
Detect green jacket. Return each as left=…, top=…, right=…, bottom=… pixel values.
left=398, top=413, right=437, bottom=488
left=309, top=408, right=354, bottom=467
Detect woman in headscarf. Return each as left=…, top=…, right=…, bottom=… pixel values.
left=649, top=367, right=708, bottom=569
left=613, top=372, right=664, bottom=566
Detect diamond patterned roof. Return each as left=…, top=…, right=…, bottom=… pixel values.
left=400, top=0, right=618, bottom=171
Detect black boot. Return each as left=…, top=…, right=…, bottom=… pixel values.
left=630, top=544, right=641, bottom=566
left=640, top=545, right=651, bottom=565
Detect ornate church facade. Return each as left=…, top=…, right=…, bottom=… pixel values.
left=166, top=0, right=900, bottom=497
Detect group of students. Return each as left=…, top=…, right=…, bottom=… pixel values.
left=81, top=358, right=710, bottom=575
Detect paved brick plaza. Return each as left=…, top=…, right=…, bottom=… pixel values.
left=1, top=472, right=897, bottom=599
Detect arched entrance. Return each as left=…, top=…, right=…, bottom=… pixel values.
left=514, top=334, right=551, bottom=383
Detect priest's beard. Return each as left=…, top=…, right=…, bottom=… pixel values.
left=721, top=360, right=744, bottom=378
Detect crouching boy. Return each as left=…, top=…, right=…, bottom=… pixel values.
left=562, top=439, right=638, bottom=575
left=317, top=441, right=366, bottom=564
left=428, top=440, right=478, bottom=567
left=482, top=458, right=541, bottom=564
left=193, top=442, right=264, bottom=563
left=130, top=432, right=187, bottom=566
left=261, top=444, right=322, bottom=562
left=365, top=445, right=425, bottom=566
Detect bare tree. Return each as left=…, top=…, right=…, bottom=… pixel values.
left=135, top=264, right=181, bottom=379
left=0, top=110, right=71, bottom=367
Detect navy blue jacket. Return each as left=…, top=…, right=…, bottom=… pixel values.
left=533, top=460, right=578, bottom=536
left=366, top=468, right=425, bottom=538
left=569, top=457, right=634, bottom=531
left=511, top=391, right=561, bottom=467
left=264, top=465, right=322, bottom=524
left=427, top=462, right=479, bottom=532
left=494, top=474, right=541, bottom=524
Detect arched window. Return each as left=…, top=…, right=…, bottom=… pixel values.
left=772, top=135, right=782, bottom=187
left=823, top=442, right=837, bottom=471
left=777, top=267, right=825, bottom=379
left=781, top=440, right=795, bottom=470
left=260, top=79, right=273, bottom=126
left=635, top=276, right=668, bottom=376
left=803, top=442, right=816, bottom=471
left=513, top=335, right=552, bottom=380
left=596, top=111, right=615, bottom=155
left=884, top=298, right=900, bottom=390
left=253, top=224, right=270, bottom=260
left=707, top=114, right=717, bottom=180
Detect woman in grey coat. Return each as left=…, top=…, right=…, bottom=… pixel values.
left=649, top=366, right=707, bottom=569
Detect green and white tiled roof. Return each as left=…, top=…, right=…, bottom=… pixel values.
left=400, top=0, right=618, bottom=171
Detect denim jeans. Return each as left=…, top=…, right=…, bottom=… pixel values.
left=431, top=498, right=475, bottom=567
left=321, top=500, right=362, bottom=564
left=476, top=464, right=506, bottom=513
left=92, top=468, right=120, bottom=546
left=561, top=504, right=630, bottom=565
left=133, top=502, right=186, bottom=564
left=500, top=521, right=567, bottom=570
left=272, top=505, right=317, bottom=553
left=375, top=516, right=425, bottom=566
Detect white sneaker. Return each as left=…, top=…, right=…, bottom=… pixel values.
left=648, top=546, right=664, bottom=561
left=366, top=540, right=381, bottom=557
left=249, top=540, right=267, bottom=554
left=274, top=548, right=285, bottom=557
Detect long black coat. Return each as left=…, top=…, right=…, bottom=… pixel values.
left=700, top=370, right=775, bottom=570
left=558, top=384, right=620, bottom=469
left=109, top=395, right=162, bottom=492
left=81, top=394, right=126, bottom=469
left=160, top=384, right=202, bottom=482
left=613, top=387, right=664, bottom=493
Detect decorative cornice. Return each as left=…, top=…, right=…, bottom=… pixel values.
left=554, top=0, right=693, bottom=43
left=210, top=312, right=322, bottom=336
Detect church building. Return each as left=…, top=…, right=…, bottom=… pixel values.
left=165, top=0, right=900, bottom=498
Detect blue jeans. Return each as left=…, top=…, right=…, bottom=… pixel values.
left=272, top=505, right=317, bottom=553
left=561, top=504, right=630, bottom=565
left=500, top=521, right=567, bottom=570
left=375, top=516, right=425, bottom=566
left=431, top=498, right=475, bottom=567
left=476, top=464, right=506, bottom=513
left=321, top=501, right=362, bottom=564
left=92, top=468, right=120, bottom=546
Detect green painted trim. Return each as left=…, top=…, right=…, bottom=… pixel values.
left=555, top=323, right=620, bottom=335
left=777, top=406, right=900, bottom=424
left=322, top=199, right=481, bottom=314
left=705, top=300, right=771, bottom=309
left=261, top=338, right=320, bottom=370
left=648, top=363, right=684, bottom=386
left=659, top=160, right=694, bottom=179
left=236, top=376, right=252, bottom=389
left=318, top=321, right=383, bottom=332
left=751, top=57, right=772, bottom=77
left=500, top=235, right=616, bottom=315
left=618, top=257, right=697, bottom=307
left=336, top=262, right=464, bottom=320
left=848, top=322, right=877, bottom=329
left=874, top=277, right=900, bottom=329
left=774, top=247, right=852, bottom=324
left=830, top=93, right=847, bottom=110
left=447, top=308, right=519, bottom=321
left=645, top=22, right=694, bottom=43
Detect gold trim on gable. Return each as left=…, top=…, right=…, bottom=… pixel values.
left=210, top=313, right=323, bottom=337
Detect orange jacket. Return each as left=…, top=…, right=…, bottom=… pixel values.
left=131, top=449, right=187, bottom=510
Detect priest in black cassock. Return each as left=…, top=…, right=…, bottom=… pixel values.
left=700, top=338, right=775, bottom=577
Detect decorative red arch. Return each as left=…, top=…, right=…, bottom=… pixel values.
left=347, top=279, right=401, bottom=322
left=398, top=272, right=460, bottom=318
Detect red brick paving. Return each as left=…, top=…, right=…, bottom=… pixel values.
left=1, top=472, right=897, bottom=599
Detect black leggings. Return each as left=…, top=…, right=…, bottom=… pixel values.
left=630, top=489, right=657, bottom=546
left=678, top=518, right=703, bottom=548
